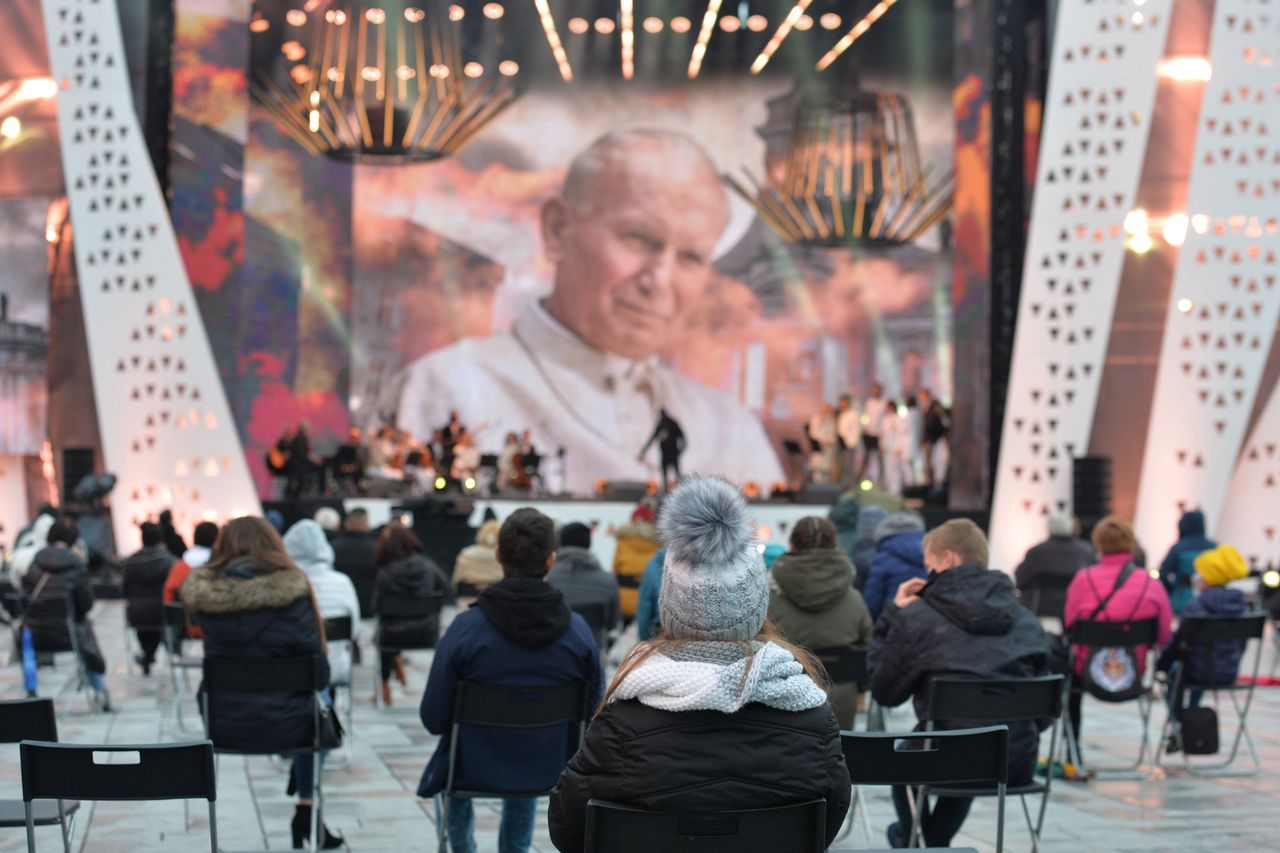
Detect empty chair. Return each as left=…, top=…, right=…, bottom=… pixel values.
left=20, top=741, right=215, bottom=853
left=1156, top=613, right=1267, bottom=776
left=569, top=602, right=608, bottom=651
left=841, top=727, right=1007, bottom=853
left=921, top=676, right=1064, bottom=853
left=0, top=699, right=78, bottom=852
left=585, top=799, right=825, bottom=853
left=437, top=681, right=591, bottom=853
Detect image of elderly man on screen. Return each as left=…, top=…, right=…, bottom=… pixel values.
left=393, top=129, right=784, bottom=495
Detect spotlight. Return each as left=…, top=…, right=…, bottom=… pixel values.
left=1263, top=570, right=1280, bottom=589
left=1163, top=213, right=1188, bottom=247
left=286, top=9, right=307, bottom=26
left=483, top=3, right=505, bottom=20
left=1157, top=56, right=1212, bottom=81
left=1128, top=232, right=1154, bottom=254
left=859, top=479, right=873, bottom=492
left=448, top=5, right=465, bottom=21
left=1123, top=208, right=1148, bottom=236
left=498, top=60, right=519, bottom=76
left=568, top=17, right=589, bottom=34
left=719, top=16, right=740, bottom=32
left=595, top=17, right=615, bottom=34
left=17, top=78, right=57, bottom=100
left=820, top=13, right=841, bottom=30
left=365, top=8, right=386, bottom=25
left=643, top=16, right=663, bottom=33
left=434, top=476, right=447, bottom=491
left=1176, top=298, right=1194, bottom=314
left=671, top=16, right=691, bottom=33
left=746, top=14, right=767, bottom=32
left=794, top=14, right=813, bottom=31
left=0, top=116, right=20, bottom=140
left=464, top=476, right=477, bottom=490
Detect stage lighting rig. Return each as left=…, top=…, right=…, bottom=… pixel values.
left=252, top=1, right=521, bottom=163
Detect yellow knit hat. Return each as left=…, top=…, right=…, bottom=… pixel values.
left=1194, top=544, right=1248, bottom=586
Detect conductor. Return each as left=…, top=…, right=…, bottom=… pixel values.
left=640, top=409, right=686, bottom=491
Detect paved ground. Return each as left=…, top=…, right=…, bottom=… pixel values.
left=3, top=600, right=1279, bottom=852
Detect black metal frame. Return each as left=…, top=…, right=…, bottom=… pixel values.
left=583, top=799, right=826, bottom=853
left=0, top=699, right=76, bottom=853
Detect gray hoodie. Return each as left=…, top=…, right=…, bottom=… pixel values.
left=283, top=519, right=360, bottom=685
left=547, top=546, right=620, bottom=631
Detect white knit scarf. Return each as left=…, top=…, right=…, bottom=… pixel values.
left=609, top=640, right=829, bottom=713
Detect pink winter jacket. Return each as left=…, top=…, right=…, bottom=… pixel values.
left=1063, top=552, right=1173, bottom=676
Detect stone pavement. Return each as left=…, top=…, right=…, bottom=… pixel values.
left=3, top=600, right=1280, bottom=852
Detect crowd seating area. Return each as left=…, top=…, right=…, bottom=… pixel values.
left=2, top=598, right=1279, bottom=852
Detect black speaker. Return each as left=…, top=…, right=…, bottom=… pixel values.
left=795, top=483, right=845, bottom=505
left=61, top=447, right=96, bottom=505
left=601, top=481, right=651, bottom=502
left=1072, top=456, right=1112, bottom=521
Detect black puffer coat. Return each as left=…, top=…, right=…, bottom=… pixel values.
left=870, top=563, right=1051, bottom=784
left=548, top=699, right=851, bottom=852
left=121, top=545, right=176, bottom=629
left=181, top=559, right=329, bottom=753
left=23, top=546, right=94, bottom=628
left=372, top=554, right=450, bottom=649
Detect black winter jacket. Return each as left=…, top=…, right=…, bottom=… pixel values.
left=548, top=699, right=851, bottom=852
left=373, top=554, right=450, bottom=649
left=122, top=545, right=176, bottom=629
left=1014, top=535, right=1096, bottom=620
left=23, top=546, right=94, bottom=633
left=181, top=560, right=329, bottom=753
left=870, top=563, right=1051, bottom=784
left=332, top=530, right=379, bottom=614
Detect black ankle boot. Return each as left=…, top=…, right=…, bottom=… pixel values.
left=291, top=804, right=345, bottom=850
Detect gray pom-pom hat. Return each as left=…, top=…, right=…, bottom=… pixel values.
left=658, top=476, right=767, bottom=641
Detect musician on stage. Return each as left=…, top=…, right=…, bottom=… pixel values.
left=284, top=424, right=315, bottom=499
left=640, top=408, right=685, bottom=491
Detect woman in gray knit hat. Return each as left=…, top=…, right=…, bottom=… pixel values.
left=548, top=476, right=851, bottom=851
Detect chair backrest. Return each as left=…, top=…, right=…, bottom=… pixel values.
left=16, top=593, right=77, bottom=654
left=1069, top=617, right=1160, bottom=647
left=0, top=698, right=57, bottom=744
left=455, top=581, right=482, bottom=598
left=841, top=726, right=1010, bottom=787
left=584, top=799, right=826, bottom=853
left=377, top=591, right=443, bottom=619
left=1179, top=613, right=1267, bottom=645
left=811, top=647, right=869, bottom=685
left=202, top=655, right=324, bottom=695
left=21, top=741, right=216, bottom=803
left=926, top=675, right=1064, bottom=724
left=570, top=602, right=607, bottom=635
left=324, top=615, right=353, bottom=642
left=453, top=681, right=590, bottom=729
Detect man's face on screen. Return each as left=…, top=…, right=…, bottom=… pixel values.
left=542, top=146, right=728, bottom=361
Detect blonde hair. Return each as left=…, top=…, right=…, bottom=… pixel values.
left=923, top=518, right=989, bottom=567
left=476, top=520, right=501, bottom=548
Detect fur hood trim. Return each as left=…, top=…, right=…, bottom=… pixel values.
left=181, top=562, right=312, bottom=615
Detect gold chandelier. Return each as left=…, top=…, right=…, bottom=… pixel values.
left=728, top=80, right=954, bottom=248
left=251, top=1, right=520, bottom=162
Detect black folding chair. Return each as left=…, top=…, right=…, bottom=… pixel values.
left=374, top=592, right=444, bottom=708
left=922, top=676, right=1064, bottom=853
left=4, top=593, right=94, bottom=712
left=569, top=602, right=609, bottom=652
left=585, top=799, right=825, bottom=852
left=841, top=727, right=1007, bottom=853
left=162, top=603, right=203, bottom=734
left=812, top=646, right=876, bottom=844
left=323, top=615, right=356, bottom=767
left=0, top=699, right=78, bottom=852
left=20, top=741, right=216, bottom=852
left=1066, top=618, right=1160, bottom=777
left=437, top=680, right=591, bottom=853
left=454, top=581, right=483, bottom=600
left=1155, top=613, right=1267, bottom=776
left=202, top=655, right=325, bottom=850
left=1023, top=574, right=1075, bottom=621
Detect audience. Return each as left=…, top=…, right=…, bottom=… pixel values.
left=549, top=477, right=851, bottom=851
left=284, top=519, right=362, bottom=688
left=1015, top=513, right=1096, bottom=620
left=372, top=524, right=450, bottom=706
left=331, top=508, right=379, bottom=614
left=451, top=519, right=504, bottom=610
left=851, top=503, right=888, bottom=590
left=180, top=516, right=342, bottom=849
left=546, top=522, right=620, bottom=635
left=120, top=521, right=176, bottom=675
left=419, top=508, right=603, bottom=853
left=862, top=511, right=926, bottom=620
left=612, top=501, right=661, bottom=624
left=23, top=514, right=110, bottom=711
left=1063, top=516, right=1172, bottom=763
left=313, top=506, right=343, bottom=538
left=768, top=516, right=873, bottom=729
left=634, top=545, right=665, bottom=641
left=158, top=509, right=188, bottom=559
left=1158, top=510, right=1217, bottom=615
left=829, top=495, right=861, bottom=564
left=870, top=519, right=1050, bottom=848
left=7, top=510, right=54, bottom=585
left=1157, top=543, right=1249, bottom=752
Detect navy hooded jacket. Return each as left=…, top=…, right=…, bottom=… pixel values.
left=417, top=577, right=603, bottom=797
left=1157, top=585, right=1249, bottom=685
left=863, top=531, right=927, bottom=620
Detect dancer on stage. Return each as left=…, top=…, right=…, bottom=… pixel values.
left=640, top=408, right=686, bottom=490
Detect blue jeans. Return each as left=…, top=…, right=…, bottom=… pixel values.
left=84, top=665, right=105, bottom=691
left=443, top=796, right=537, bottom=853
left=291, top=689, right=332, bottom=801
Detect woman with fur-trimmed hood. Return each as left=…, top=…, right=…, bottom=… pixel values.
left=181, top=516, right=344, bottom=850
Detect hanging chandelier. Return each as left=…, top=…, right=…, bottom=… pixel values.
left=728, top=78, right=954, bottom=248
left=250, top=0, right=521, bottom=163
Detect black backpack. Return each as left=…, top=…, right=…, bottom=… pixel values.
left=1080, top=562, right=1147, bottom=702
